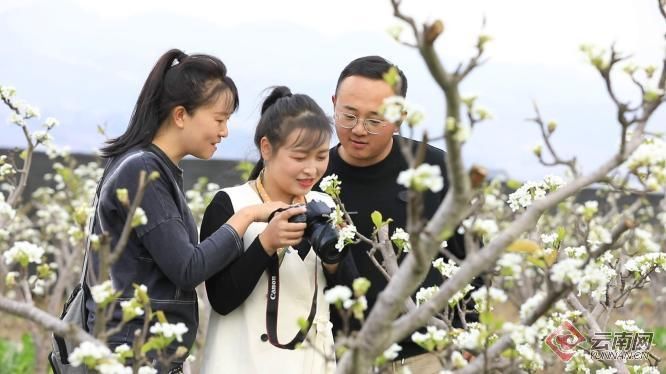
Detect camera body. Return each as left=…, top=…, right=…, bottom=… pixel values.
left=287, top=200, right=345, bottom=264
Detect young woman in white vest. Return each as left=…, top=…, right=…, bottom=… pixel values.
left=199, top=86, right=356, bottom=373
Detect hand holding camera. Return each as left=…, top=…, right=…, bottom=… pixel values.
left=258, top=204, right=307, bottom=255
left=269, top=200, right=347, bottom=265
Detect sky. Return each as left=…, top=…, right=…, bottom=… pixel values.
left=0, top=0, right=664, bottom=180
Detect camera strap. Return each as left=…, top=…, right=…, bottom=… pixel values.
left=265, top=252, right=318, bottom=350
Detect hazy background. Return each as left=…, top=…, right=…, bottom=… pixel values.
left=1, top=0, right=664, bottom=180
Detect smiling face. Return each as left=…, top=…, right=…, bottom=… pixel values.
left=181, top=89, right=235, bottom=160
left=261, top=128, right=331, bottom=204
left=333, top=75, right=397, bottom=167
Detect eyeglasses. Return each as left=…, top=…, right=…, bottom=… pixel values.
left=334, top=112, right=388, bottom=135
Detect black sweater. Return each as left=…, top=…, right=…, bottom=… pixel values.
left=321, top=136, right=473, bottom=359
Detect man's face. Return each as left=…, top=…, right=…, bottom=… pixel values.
left=333, top=76, right=397, bottom=167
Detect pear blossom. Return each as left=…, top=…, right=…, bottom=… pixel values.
left=149, top=322, right=188, bottom=342
left=550, top=258, right=584, bottom=284
left=3, top=241, right=45, bottom=267
left=335, top=225, right=356, bottom=251
left=131, top=207, right=148, bottom=227
left=471, top=286, right=507, bottom=312
left=138, top=367, right=158, bottom=374
left=381, top=96, right=406, bottom=123
left=390, top=227, right=411, bottom=252
left=381, top=343, right=402, bottom=360
left=91, top=280, right=118, bottom=306
left=69, top=341, right=113, bottom=367
left=519, top=292, right=545, bottom=321
left=0, top=85, right=17, bottom=98
left=508, top=175, right=564, bottom=211
left=415, top=286, right=439, bottom=306
left=540, top=232, right=558, bottom=245
left=96, top=362, right=132, bottom=374
left=324, top=285, right=352, bottom=305
left=319, top=174, right=341, bottom=198
left=397, top=163, right=444, bottom=193
left=433, top=258, right=460, bottom=278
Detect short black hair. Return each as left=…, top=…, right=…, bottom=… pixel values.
left=335, top=55, right=408, bottom=97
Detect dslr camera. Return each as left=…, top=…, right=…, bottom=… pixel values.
left=271, top=200, right=345, bottom=264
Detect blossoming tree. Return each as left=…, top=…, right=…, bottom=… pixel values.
left=0, top=0, right=665, bottom=373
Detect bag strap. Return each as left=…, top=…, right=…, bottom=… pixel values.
left=79, top=159, right=112, bottom=286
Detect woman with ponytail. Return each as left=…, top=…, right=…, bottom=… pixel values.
left=86, top=50, right=291, bottom=371
left=200, top=87, right=355, bottom=373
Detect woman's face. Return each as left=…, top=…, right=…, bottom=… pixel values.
left=182, top=90, right=234, bottom=160
left=261, top=128, right=330, bottom=203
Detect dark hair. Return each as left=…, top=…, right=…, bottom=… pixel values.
left=248, top=86, right=332, bottom=180
left=100, top=49, right=239, bottom=158
left=335, top=55, right=408, bottom=97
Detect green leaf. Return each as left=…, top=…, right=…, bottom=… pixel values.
left=371, top=211, right=383, bottom=230
left=653, top=327, right=666, bottom=350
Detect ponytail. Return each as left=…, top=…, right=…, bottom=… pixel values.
left=100, top=49, right=239, bottom=158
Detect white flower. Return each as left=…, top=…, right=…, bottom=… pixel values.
left=564, top=246, right=588, bottom=260
left=451, top=351, right=467, bottom=368
left=550, top=258, right=584, bottom=284
left=516, top=343, right=544, bottom=371
left=23, top=105, right=40, bottom=119
left=507, top=175, right=564, bottom=211
left=446, top=117, right=471, bottom=143
left=319, top=174, right=341, bottom=197
left=397, top=163, right=444, bottom=193
left=114, top=344, right=131, bottom=354
left=449, top=284, right=474, bottom=306
left=540, top=233, right=558, bottom=245
left=415, top=286, right=439, bottom=306
left=3, top=241, right=45, bottom=266
left=324, top=285, right=352, bottom=305
left=455, top=325, right=483, bottom=350
left=96, top=362, right=132, bottom=374
left=335, top=225, right=356, bottom=252
left=595, top=368, right=618, bottom=374
left=138, top=367, right=158, bottom=374
left=131, top=207, right=148, bottom=228
left=120, top=300, right=144, bottom=319
left=433, top=258, right=460, bottom=278
left=391, top=228, right=411, bottom=252
left=9, top=113, right=25, bottom=126
left=625, top=253, right=666, bottom=276
left=471, top=286, right=507, bottom=312
left=578, top=261, right=615, bottom=301
left=149, top=322, right=188, bottom=342
left=69, top=341, right=112, bottom=367
left=44, top=117, right=60, bottom=130
left=328, top=205, right=344, bottom=226
left=381, top=96, right=406, bottom=123
left=0, top=195, right=16, bottom=220
left=0, top=86, right=17, bottom=98
left=91, top=281, right=117, bottom=304
left=614, top=320, right=644, bottom=333
left=496, top=253, right=523, bottom=279
left=405, top=104, right=425, bottom=126
left=462, top=218, right=498, bottom=240
left=382, top=343, right=402, bottom=360
left=520, top=292, right=545, bottom=321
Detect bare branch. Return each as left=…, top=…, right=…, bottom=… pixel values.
left=0, top=295, right=99, bottom=345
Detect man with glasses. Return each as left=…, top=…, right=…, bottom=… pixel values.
left=321, top=56, right=473, bottom=373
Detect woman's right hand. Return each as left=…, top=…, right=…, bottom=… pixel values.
left=257, top=205, right=307, bottom=255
